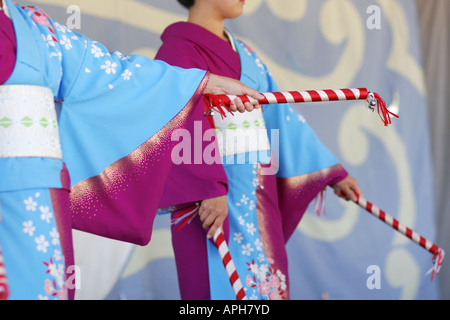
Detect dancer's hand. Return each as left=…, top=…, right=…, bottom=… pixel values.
left=205, top=73, right=263, bottom=113
left=332, top=175, right=363, bottom=202
left=199, top=195, right=228, bottom=239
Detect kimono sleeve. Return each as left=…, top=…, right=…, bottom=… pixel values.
left=155, top=39, right=229, bottom=209
left=52, top=23, right=209, bottom=245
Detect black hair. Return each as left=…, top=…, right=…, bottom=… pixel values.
left=177, top=0, right=194, bottom=9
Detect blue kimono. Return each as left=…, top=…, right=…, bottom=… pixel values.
left=0, top=1, right=208, bottom=300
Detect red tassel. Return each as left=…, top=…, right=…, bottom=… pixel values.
left=314, top=188, right=327, bottom=216
left=172, top=206, right=195, bottom=219
left=372, top=92, right=399, bottom=127
left=203, top=95, right=234, bottom=125
left=171, top=205, right=199, bottom=231
left=429, top=248, right=445, bottom=281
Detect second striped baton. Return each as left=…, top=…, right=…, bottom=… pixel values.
left=354, top=193, right=445, bottom=280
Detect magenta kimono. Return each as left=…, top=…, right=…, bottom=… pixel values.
left=156, top=22, right=348, bottom=300
left=0, top=2, right=208, bottom=300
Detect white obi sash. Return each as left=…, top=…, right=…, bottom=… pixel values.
left=0, top=85, right=62, bottom=159
left=212, top=108, right=271, bottom=163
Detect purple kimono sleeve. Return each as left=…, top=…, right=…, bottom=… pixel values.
left=277, top=164, right=348, bottom=241
left=69, top=83, right=209, bottom=246
left=0, top=10, right=16, bottom=84
left=155, top=40, right=228, bottom=209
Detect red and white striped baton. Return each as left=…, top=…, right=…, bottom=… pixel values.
left=172, top=206, right=247, bottom=300
left=354, top=194, right=445, bottom=280
left=204, top=88, right=398, bottom=127
left=212, top=228, right=247, bottom=300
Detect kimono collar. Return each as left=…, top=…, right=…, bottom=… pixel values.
left=1, top=0, right=11, bottom=18
left=162, top=22, right=238, bottom=56
left=224, top=29, right=237, bottom=52
left=4, top=0, right=43, bottom=85
left=162, top=22, right=229, bottom=49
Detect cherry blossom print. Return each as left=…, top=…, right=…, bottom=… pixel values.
left=22, top=220, right=36, bottom=236
left=101, top=60, right=117, bottom=75
left=24, top=196, right=37, bottom=211
left=91, top=44, right=105, bottom=58
left=35, top=234, right=49, bottom=253
left=121, top=69, right=132, bottom=80
left=59, top=35, right=72, bottom=50
left=39, top=205, right=53, bottom=223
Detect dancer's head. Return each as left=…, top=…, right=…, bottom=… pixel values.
left=177, top=0, right=245, bottom=20
left=177, top=0, right=194, bottom=9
